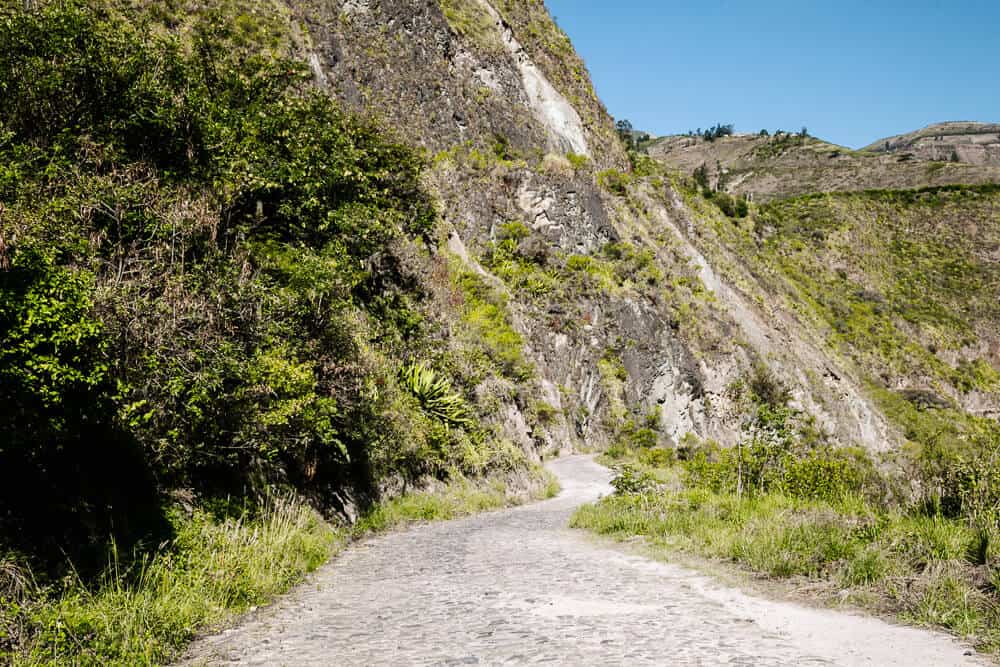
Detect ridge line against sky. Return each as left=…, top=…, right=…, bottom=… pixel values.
left=543, top=0, right=1000, bottom=148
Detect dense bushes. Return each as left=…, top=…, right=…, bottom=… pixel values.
left=573, top=487, right=1000, bottom=650
left=710, top=191, right=749, bottom=219
left=580, top=362, right=1000, bottom=650
left=3, top=497, right=336, bottom=665
left=0, top=0, right=515, bottom=576
left=682, top=439, right=875, bottom=503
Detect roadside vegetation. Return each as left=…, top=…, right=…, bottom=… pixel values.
left=1, top=467, right=556, bottom=665
left=0, top=2, right=547, bottom=663
left=585, top=108, right=1000, bottom=656
left=573, top=366, right=1000, bottom=653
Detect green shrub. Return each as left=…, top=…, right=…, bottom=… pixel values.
left=566, top=254, right=595, bottom=272
left=712, top=191, right=749, bottom=218
left=597, top=168, right=630, bottom=195
left=629, top=427, right=659, bottom=449
left=781, top=450, right=872, bottom=501
left=399, top=363, right=472, bottom=428
left=0, top=253, right=107, bottom=429
left=952, top=358, right=1000, bottom=393
left=439, top=0, right=502, bottom=51
left=528, top=400, right=561, bottom=427
left=0, top=0, right=450, bottom=573
left=611, top=465, right=656, bottom=495
left=453, top=270, right=533, bottom=381
left=482, top=223, right=558, bottom=298
left=566, top=152, right=589, bottom=171
left=498, top=221, right=531, bottom=242
left=745, top=363, right=792, bottom=408
left=682, top=433, right=874, bottom=502
left=638, top=448, right=676, bottom=468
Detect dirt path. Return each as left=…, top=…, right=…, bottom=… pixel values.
left=181, top=456, right=984, bottom=666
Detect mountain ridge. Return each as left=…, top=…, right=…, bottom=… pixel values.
left=646, top=124, right=1000, bottom=200
left=864, top=120, right=1000, bottom=157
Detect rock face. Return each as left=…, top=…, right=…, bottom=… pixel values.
left=285, top=0, right=996, bottom=458
left=298, top=0, right=620, bottom=165
left=471, top=0, right=590, bottom=156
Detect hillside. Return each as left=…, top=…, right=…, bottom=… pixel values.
left=681, top=182, right=1000, bottom=451
left=1, top=0, right=999, bottom=663
left=865, top=121, right=1000, bottom=166
left=648, top=131, right=1000, bottom=201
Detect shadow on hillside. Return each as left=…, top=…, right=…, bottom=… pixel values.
left=0, top=422, right=171, bottom=580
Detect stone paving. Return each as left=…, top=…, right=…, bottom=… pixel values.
left=181, top=456, right=984, bottom=666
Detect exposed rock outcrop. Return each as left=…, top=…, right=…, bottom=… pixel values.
left=287, top=0, right=997, bottom=460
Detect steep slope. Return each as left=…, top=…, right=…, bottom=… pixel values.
left=648, top=131, right=1000, bottom=201
left=3, top=0, right=996, bottom=556
left=865, top=121, right=1000, bottom=166
left=300, top=0, right=623, bottom=165
left=675, top=181, right=1000, bottom=460
left=284, top=0, right=904, bottom=462
left=4, top=0, right=999, bottom=661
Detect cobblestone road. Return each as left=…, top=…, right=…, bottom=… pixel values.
left=181, top=456, right=983, bottom=666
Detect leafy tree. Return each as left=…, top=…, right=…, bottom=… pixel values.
left=693, top=163, right=711, bottom=191
left=699, top=123, right=734, bottom=142
left=0, top=0, right=468, bottom=572
left=615, top=118, right=636, bottom=151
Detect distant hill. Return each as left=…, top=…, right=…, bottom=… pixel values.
left=863, top=121, right=1000, bottom=166
left=647, top=128, right=1000, bottom=201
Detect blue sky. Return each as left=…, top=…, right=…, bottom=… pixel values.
left=544, top=1, right=999, bottom=148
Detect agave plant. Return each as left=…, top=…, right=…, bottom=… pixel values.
left=399, top=363, right=472, bottom=428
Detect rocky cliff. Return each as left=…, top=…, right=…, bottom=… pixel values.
left=277, top=0, right=925, bottom=458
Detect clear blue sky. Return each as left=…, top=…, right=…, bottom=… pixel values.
left=544, top=0, right=999, bottom=148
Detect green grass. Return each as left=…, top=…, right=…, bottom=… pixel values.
left=355, top=467, right=559, bottom=534
left=452, top=264, right=534, bottom=381
left=438, top=0, right=502, bottom=52
left=3, top=468, right=559, bottom=666
left=5, top=496, right=337, bottom=666
left=572, top=481, right=1000, bottom=652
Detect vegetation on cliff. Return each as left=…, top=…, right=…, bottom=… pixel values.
left=685, top=182, right=1000, bottom=475
left=0, top=2, right=542, bottom=662
left=574, top=155, right=1000, bottom=651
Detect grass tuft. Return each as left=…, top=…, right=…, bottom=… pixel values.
left=4, top=466, right=558, bottom=665
left=9, top=496, right=336, bottom=666
left=573, top=483, right=1000, bottom=651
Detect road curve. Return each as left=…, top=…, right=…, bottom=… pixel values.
left=180, top=455, right=984, bottom=666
